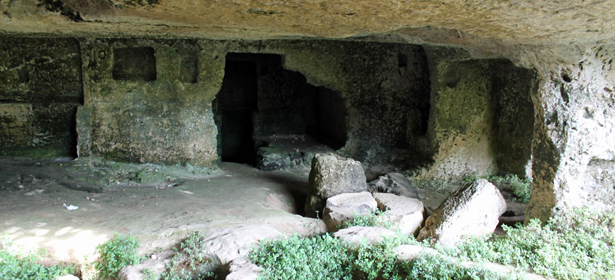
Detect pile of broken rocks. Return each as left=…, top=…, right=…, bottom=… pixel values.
left=305, top=153, right=506, bottom=247
left=119, top=153, right=545, bottom=280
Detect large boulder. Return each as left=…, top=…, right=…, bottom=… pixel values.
left=373, top=193, right=424, bottom=236
left=368, top=173, right=421, bottom=199
left=305, top=153, right=368, bottom=217
left=323, top=192, right=378, bottom=231
left=417, top=179, right=506, bottom=247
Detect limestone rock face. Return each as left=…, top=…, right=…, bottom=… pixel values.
left=323, top=192, right=377, bottom=231
left=373, top=193, right=424, bottom=236
left=305, top=153, right=368, bottom=217
left=369, top=173, right=421, bottom=199
left=417, top=179, right=506, bottom=247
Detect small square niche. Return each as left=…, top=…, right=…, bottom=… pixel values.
left=112, top=47, right=157, bottom=81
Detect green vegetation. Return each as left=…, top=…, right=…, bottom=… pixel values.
left=4, top=206, right=612, bottom=280
left=160, top=232, right=219, bottom=280
left=344, top=209, right=396, bottom=230
left=250, top=207, right=615, bottom=280
left=462, top=173, right=532, bottom=203
left=89, top=232, right=219, bottom=280
left=488, top=174, right=532, bottom=203
left=93, top=233, right=144, bottom=279
left=0, top=234, right=74, bottom=279
left=249, top=232, right=515, bottom=280
left=446, top=207, right=615, bottom=279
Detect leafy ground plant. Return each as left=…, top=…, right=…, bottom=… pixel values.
left=160, top=231, right=220, bottom=280
left=445, top=207, right=615, bottom=279
left=0, top=234, right=74, bottom=279
left=491, top=174, right=531, bottom=203
left=469, top=174, right=532, bottom=203
left=93, top=232, right=144, bottom=279
left=249, top=232, right=516, bottom=280
left=250, top=207, right=614, bottom=280
left=344, top=209, right=396, bottom=230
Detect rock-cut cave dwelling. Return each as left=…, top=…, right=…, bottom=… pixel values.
left=0, top=0, right=614, bottom=279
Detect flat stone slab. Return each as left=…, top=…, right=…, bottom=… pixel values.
left=201, top=225, right=284, bottom=263
left=373, top=193, right=425, bottom=235
left=323, top=192, right=377, bottom=231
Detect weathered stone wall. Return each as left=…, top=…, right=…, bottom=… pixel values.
left=78, top=38, right=223, bottom=166
left=417, top=58, right=536, bottom=180
left=1, top=37, right=535, bottom=177
left=267, top=40, right=434, bottom=169
left=204, top=39, right=436, bottom=169
left=0, top=37, right=82, bottom=158
left=74, top=39, right=445, bottom=170
left=504, top=44, right=615, bottom=222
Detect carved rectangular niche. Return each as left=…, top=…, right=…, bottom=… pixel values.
left=112, top=47, right=157, bottom=81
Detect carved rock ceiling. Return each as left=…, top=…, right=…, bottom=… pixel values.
left=1, top=0, right=614, bottom=45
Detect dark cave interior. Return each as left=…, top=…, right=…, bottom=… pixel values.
left=212, top=53, right=348, bottom=167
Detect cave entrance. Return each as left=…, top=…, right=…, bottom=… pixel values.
left=213, top=53, right=347, bottom=169
left=213, top=59, right=258, bottom=164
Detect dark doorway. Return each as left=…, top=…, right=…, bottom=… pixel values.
left=213, top=60, right=258, bottom=164
left=213, top=53, right=348, bottom=169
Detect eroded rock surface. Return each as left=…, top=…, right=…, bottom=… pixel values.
left=305, top=153, right=368, bottom=217
left=369, top=173, right=421, bottom=199
left=226, top=257, right=261, bottom=280
left=373, top=193, right=424, bottom=236
left=417, top=179, right=506, bottom=247
left=323, top=191, right=377, bottom=231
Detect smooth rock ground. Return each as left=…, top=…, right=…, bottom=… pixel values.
left=0, top=160, right=530, bottom=279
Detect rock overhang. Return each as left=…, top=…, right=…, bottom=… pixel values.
left=1, top=0, right=614, bottom=47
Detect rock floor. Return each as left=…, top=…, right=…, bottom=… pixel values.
left=0, top=158, right=526, bottom=265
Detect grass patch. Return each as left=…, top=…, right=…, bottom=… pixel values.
left=250, top=207, right=615, bottom=280
left=160, top=232, right=221, bottom=280
left=249, top=232, right=515, bottom=280
left=93, top=233, right=144, bottom=279
left=461, top=173, right=532, bottom=203
left=344, top=209, right=397, bottom=230
left=487, top=175, right=531, bottom=203
left=445, top=207, right=615, bottom=279
left=0, top=234, right=74, bottom=280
